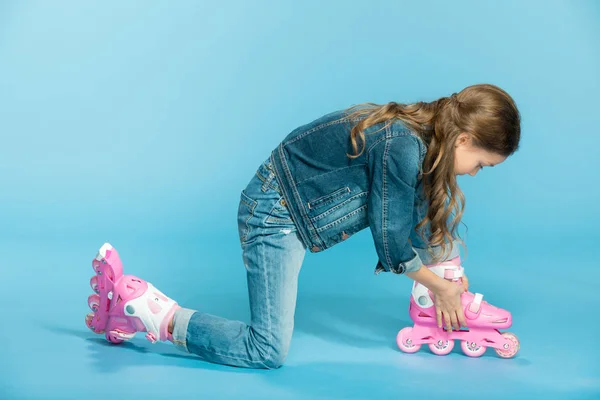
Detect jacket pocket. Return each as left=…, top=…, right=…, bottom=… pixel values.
left=307, top=186, right=351, bottom=210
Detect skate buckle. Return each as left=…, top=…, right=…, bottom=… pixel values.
left=467, top=293, right=484, bottom=317
left=443, top=266, right=463, bottom=280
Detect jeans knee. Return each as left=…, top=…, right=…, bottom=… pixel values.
left=251, top=332, right=289, bottom=369
left=260, top=345, right=288, bottom=369
left=247, top=325, right=292, bottom=369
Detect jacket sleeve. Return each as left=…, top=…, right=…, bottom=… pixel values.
left=367, top=134, right=424, bottom=275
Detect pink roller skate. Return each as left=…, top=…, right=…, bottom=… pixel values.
left=397, top=257, right=520, bottom=358
left=85, top=243, right=181, bottom=344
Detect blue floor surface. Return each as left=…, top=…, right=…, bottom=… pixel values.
left=1, top=235, right=598, bottom=400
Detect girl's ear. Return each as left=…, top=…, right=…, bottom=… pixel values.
left=455, top=133, right=471, bottom=148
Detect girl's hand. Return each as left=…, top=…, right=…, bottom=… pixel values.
left=431, top=282, right=467, bottom=331
left=405, top=265, right=468, bottom=331
left=462, top=273, right=469, bottom=292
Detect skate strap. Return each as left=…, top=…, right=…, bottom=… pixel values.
left=468, top=293, right=484, bottom=314
left=443, top=266, right=464, bottom=280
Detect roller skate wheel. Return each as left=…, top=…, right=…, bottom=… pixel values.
left=85, top=312, right=94, bottom=330
left=88, top=294, right=100, bottom=312
left=107, top=328, right=137, bottom=344
left=494, top=332, right=520, bottom=359
left=90, top=276, right=99, bottom=293
left=429, top=339, right=455, bottom=356
left=397, top=327, right=421, bottom=353
left=145, top=332, right=157, bottom=343
left=85, top=312, right=104, bottom=334
left=107, top=332, right=125, bottom=344
left=460, top=340, right=487, bottom=357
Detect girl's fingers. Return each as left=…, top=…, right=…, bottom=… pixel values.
left=450, top=312, right=459, bottom=330
left=457, top=308, right=468, bottom=328
left=443, top=312, right=452, bottom=331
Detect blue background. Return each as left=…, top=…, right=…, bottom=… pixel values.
left=1, top=1, right=599, bottom=399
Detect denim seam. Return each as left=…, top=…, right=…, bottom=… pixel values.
left=382, top=130, right=393, bottom=270
left=365, top=131, right=409, bottom=155
left=295, top=164, right=365, bottom=187
left=240, top=192, right=257, bottom=209
left=189, top=344, right=272, bottom=369
left=264, top=200, right=294, bottom=224
left=240, top=196, right=256, bottom=244
left=366, top=131, right=423, bottom=164
left=310, top=191, right=368, bottom=222
left=260, top=235, right=273, bottom=366
left=307, top=187, right=350, bottom=210
left=256, top=170, right=280, bottom=193
left=265, top=216, right=294, bottom=224
left=172, top=308, right=195, bottom=353
left=315, top=205, right=368, bottom=233
left=261, top=170, right=275, bottom=192
left=282, top=117, right=353, bottom=146
left=366, top=135, right=389, bottom=155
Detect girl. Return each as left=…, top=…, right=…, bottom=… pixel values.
left=85, top=83, right=521, bottom=369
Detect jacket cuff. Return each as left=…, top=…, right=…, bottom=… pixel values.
left=413, top=239, right=461, bottom=266
left=374, top=251, right=423, bottom=275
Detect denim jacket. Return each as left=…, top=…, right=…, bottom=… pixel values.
left=270, top=109, right=459, bottom=274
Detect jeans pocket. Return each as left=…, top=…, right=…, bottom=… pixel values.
left=238, top=190, right=257, bottom=245
left=265, top=194, right=294, bottom=225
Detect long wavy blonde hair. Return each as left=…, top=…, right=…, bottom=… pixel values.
left=342, top=84, right=521, bottom=263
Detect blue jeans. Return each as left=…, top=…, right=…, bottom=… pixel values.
left=171, top=158, right=307, bottom=369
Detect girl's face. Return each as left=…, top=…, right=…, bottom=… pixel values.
left=454, top=133, right=507, bottom=176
